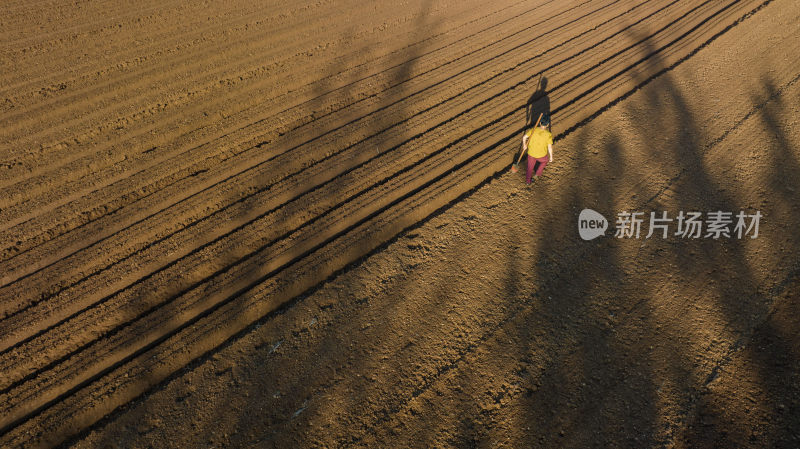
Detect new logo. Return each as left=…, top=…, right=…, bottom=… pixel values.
left=578, top=209, right=608, bottom=241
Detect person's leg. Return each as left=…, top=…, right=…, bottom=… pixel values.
left=526, top=155, right=535, bottom=184
left=534, top=156, right=549, bottom=177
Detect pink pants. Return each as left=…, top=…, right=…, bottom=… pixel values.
left=526, top=155, right=548, bottom=184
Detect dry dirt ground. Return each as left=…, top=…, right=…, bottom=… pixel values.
left=1, top=0, right=799, bottom=447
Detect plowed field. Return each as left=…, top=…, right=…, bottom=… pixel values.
left=2, top=0, right=799, bottom=447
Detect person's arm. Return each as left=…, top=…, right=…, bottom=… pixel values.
left=522, top=134, right=529, bottom=152
left=547, top=143, right=553, bottom=162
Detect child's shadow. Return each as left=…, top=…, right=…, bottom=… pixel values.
left=526, top=75, right=551, bottom=130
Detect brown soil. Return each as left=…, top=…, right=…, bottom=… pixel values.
left=1, top=0, right=798, bottom=447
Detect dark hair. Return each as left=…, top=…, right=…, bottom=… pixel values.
left=540, top=112, right=551, bottom=127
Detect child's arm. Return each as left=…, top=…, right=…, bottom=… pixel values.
left=548, top=143, right=553, bottom=162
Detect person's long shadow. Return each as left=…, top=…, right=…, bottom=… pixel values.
left=526, top=75, right=551, bottom=130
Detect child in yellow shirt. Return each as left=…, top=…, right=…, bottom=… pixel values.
left=521, top=113, right=553, bottom=184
